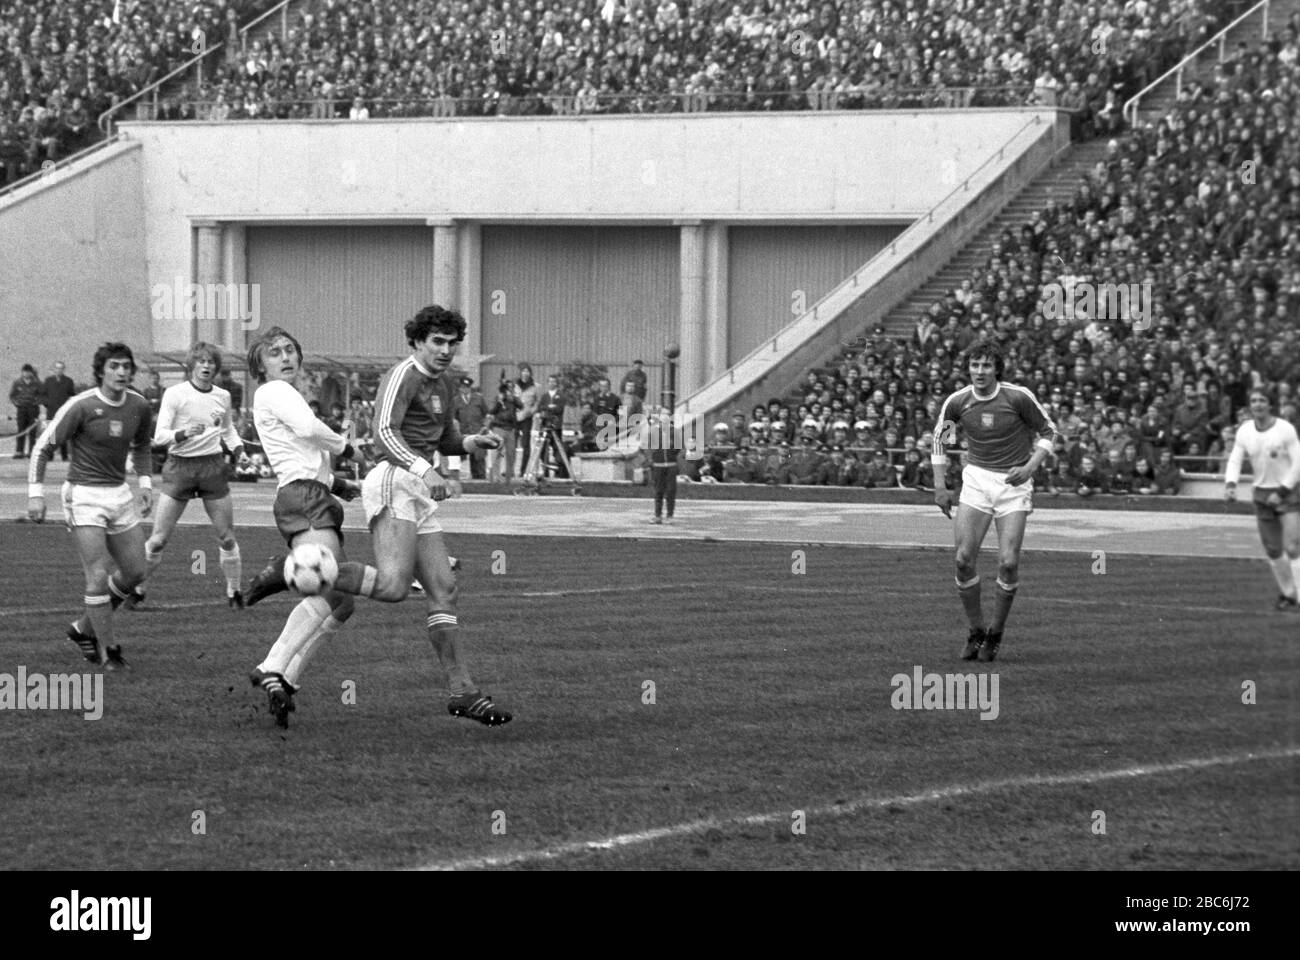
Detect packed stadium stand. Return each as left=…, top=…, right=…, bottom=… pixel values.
left=699, top=12, right=1300, bottom=490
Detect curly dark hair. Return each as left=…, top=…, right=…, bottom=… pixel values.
left=966, top=341, right=1005, bottom=377
left=92, top=342, right=135, bottom=385
left=405, top=304, right=466, bottom=348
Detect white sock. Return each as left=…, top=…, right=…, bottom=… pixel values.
left=1268, top=556, right=1296, bottom=599
left=1291, top=556, right=1300, bottom=600
left=259, top=597, right=330, bottom=677
left=219, top=544, right=242, bottom=596
left=284, top=614, right=345, bottom=687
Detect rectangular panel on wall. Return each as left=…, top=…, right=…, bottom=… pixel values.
left=245, top=226, right=436, bottom=356
left=726, top=225, right=903, bottom=365
left=480, top=225, right=677, bottom=374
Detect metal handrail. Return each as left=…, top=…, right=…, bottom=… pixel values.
left=167, top=85, right=1038, bottom=119
left=239, top=0, right=295, bottom=50
left=678, top=114, right=1046, bottom=419
left=1123, top=0, right=1271, bottom=126
left=97, top=42, right=224, bottom=137
left=0, top=133, right=122, bottom=201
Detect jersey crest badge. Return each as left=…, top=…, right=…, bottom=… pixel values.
left=109, top=420, right=124, bottom=437
left=430, top=395, right=443, bottom=415
left=981, top=413, right=995, bottom=429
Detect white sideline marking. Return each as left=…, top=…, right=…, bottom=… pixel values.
left=417, top=746, right=1300, bottom=871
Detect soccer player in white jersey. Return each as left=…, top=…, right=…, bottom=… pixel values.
left=243, top=326, right=366, bottom=727
left=27, top=343, right=154, bottom=669
left=1224, top=385, right=1300, bottom=611
left=139, top=342, right=247, bottom=607
left=931, top=342, right=1057, bottom=662
left=244, top=308, right=512, bottom=726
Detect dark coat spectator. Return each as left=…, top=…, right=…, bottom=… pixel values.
left=1152, top=450, right=1183, bottom=494
left=621, top=360, right=647, bottom=401
left=8, top=363, right=43, bottom=458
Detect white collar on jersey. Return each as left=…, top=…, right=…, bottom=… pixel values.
left=410, top=355, right=436, bottom=378
left=95, top=387, right=126, bottom=407
left=970, top=382, right=1001, bottom=403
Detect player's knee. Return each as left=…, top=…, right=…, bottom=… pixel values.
left=998, top=561, right=1019, bottom=585
left=372, top=570, right=410, bottom=603
left=954, top=550, right=977, bottom=576
left=83, top=564, right=111, bottom=592
left=146, top=533, right=167, bottom=553
left=1264, top=545, right=1283, bottom=559
left=216, top=533, right=237, bottom=551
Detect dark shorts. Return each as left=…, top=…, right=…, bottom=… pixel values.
left=1253, top=487, right=1300, bottom=522
left=161, top=453, right=230, bottom=501
left=272, top=479, right=345, bottom=546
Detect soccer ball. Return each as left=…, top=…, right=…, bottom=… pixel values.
left=283, top=543, right=339, bottom=595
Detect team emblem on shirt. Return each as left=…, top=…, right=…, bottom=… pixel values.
left=981, top=413, right=995, bottom=428
left=430, top=395, right=442, bottom=415
left=109, top=420, right=123, bottom=437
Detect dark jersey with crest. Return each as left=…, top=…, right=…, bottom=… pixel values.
left=931, top=382, right=1056, bottom=472
left=371, top=355, right=469, bottom=473
left=30, top=389, right=153, bottom=486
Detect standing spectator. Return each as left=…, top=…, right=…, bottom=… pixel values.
left=486, top=381, right=519, bottom=482
left=141, top=370, right=164, bottom=422
left=645, top=409, right=680, bottom=524
left=217, top=368, right=243, bottom=413
left=8, top=363, right=43, bottom=458
left=537, top=374, right=567, bottom=478
left=621, top=359, right=647, bottom=402
left=41, top=360, right=76, bottom=461
left=515, top=364, right=539, bottom=474
left=592, top=377, right=620, bottom=422
left=453, top=376, right=489, bottom=479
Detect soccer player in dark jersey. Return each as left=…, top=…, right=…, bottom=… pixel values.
left=244, top=308, right=512, bottom=726
left=931, top=343, right=1057, bottom=662
left=27, top=343, right=154, bottom=669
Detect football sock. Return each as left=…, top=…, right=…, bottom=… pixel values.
left=83, top=593, right=112, bottom=653
left=259, top=597, right=330, bottom=677
left=107, top=575, right=132, bottom=610
left=1289, top=555, right=1300, bottom=600
left=284, top=612, right=347, bottom=687
left=426, top=611, right=474, bottom=696
left=335, top=562, right=379, bottom=597
left=956, top=574, right=984, bottom=630
left=1263, top=554, right=1294, bottom=598
left=989, top=578, right=1019, bottom=632
left=219, top=544, right=242, bottom=596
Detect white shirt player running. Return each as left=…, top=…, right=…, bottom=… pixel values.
left=252, top=379, right=348, bottom=488
left=154, top=380, right=243, bottom=457
left=1224, top=418, right=1300, bottom=492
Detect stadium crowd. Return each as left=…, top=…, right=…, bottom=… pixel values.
left=176, top=0, right=1217, bottom=121
left=695, top=25, right=1300, bottom=491
left=0, top=0, right=1221, bottom=180
left=0, top=0, right=278, bottom=185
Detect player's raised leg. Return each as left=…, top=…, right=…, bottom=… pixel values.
left=412, top=526, right=511, bottom=725
left=202, top=494, right=244, bottom=607
left=953, top=502, right=994, bottom=659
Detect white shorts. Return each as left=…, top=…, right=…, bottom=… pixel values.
left=960, top=463, right=1033, bottom=518
left=361, top=462, right=443, bottom=535
left=62, top=482, right=141, bottom=533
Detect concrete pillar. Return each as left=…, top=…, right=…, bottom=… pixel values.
left=456, top=222, right=484, bottom=385
left=703, top=222, right=729, bottom=382
left=430, top=219, right=458, bottom=311
left=193, top=221, right=223, bottom=345
left=677, top=220, right=705, bottom=397
left=221, top=223, right=248, bottom=351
